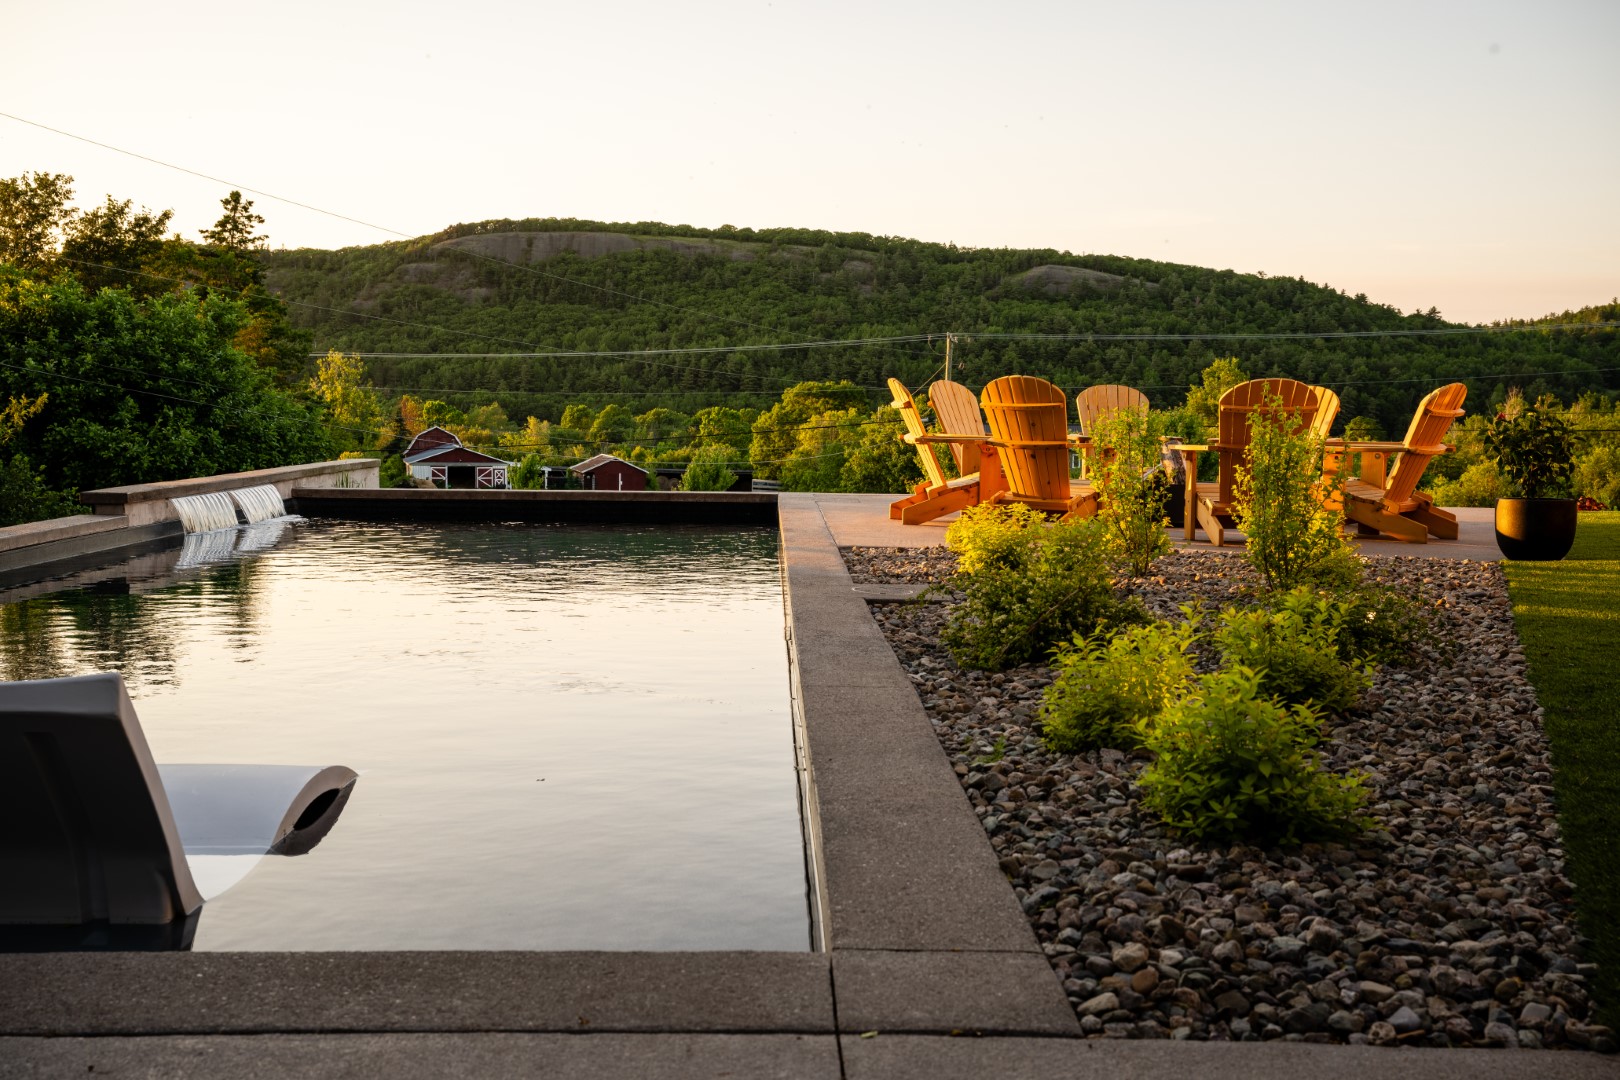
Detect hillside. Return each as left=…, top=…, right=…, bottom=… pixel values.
left=262, top=219, right=1619, bottom=436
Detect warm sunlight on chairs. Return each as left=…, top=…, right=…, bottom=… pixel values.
left=1185, top=378, right=1322, bottom=546
left=1337, top=382, right=1467, bottom=542
left=979, top=375, right=1097, bottom=518
left=887, top=378, right=1004, bottom=524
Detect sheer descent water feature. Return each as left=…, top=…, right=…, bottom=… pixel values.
left=229, top=484, right=287, bottom=525
left=169, top=492, right=240, bottom=533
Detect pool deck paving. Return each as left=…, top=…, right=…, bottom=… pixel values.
left=3, top=493, right=1613, bottom=1078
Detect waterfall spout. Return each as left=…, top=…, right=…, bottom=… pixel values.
left=171, top=492, right=241, bottom=534
left=230, top=484, right=287, bottom=525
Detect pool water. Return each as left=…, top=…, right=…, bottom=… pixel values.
left=0, top=520, right=809, bottom=951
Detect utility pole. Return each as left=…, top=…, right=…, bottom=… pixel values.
left=944, top=333, right=955, bottom=383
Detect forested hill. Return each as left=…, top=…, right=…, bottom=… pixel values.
left=261, top=218, right=1619, bottom=436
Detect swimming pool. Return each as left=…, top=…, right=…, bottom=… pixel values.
left=0, top=519, right=809, bottom=951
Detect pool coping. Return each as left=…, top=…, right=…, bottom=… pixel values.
left=3, top=494, right=1614, bottom=1077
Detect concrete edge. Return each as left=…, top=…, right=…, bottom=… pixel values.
left=292, top=488, right=777, bottom=525
left=0, top=520, right=180, bottom=590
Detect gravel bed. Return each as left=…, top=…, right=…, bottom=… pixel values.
left=847, top=545, right=1612, bottom=1051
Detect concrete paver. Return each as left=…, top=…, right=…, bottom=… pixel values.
left=0, top=952, right=834, bottom=1035
left=833, top=951, right=1079, bottom=1036
left=841, top=1034, right=1620, bottom=1079
left=0, top=1033, right=841, bottom=1080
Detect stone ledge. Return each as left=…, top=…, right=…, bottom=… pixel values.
left=81, top=460, right=378, bottom=527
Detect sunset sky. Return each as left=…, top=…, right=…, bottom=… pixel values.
left=4, top=0, right=1615, bottom=324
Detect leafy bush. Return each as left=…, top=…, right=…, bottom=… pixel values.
left=1575, top=446, right=1620, bottom=508
left=942, top=514, right=1145, bottom=671
left=681, top=446, right=739, bottom=491
left=1040, top=617, right=1198, bottom=753
left=1234, top=394, right=1359, bottom=591
left=1428, top=459, right=1509, bottom=507
left=1317, top=581, right=1430, bottom=666
left=1138, top=667, right=1369, bottom=846
left=1088, top=409, right=1172, bottom=577
left=1213, top=593, right=1372, bottom=713
left=1484, top=403, right=1575, bottom=499
left=944, top=501, right=1048, bottom=575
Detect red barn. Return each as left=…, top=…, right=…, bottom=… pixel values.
left=404, top=426, right=512, bottom=489
left=570, top=454, right=647, bottom=491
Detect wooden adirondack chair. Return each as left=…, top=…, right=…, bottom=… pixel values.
left=887, top=378, right=1003, bottom=524
left=1191, top=378, right=1321, bottom=546
left=1312, top=387, right=1345, bottom=508
left=1072, top=384, right=1150, bottom=479
left=979, top=375, right=1098, bottom=518
left=1340, top=383, right=1467, bottom=542
left=927, top=379, right=988, bottom=476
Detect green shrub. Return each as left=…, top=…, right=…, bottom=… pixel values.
left=681, top=446, right=739, bottom=491
left=1088, top=409, right=1172, bottom=577
left=0, top=452, right=78, bottom=526
left=1484, top=403, right=1575, bottom=499
left=1213, top=592, right=1372, bottom=713
left=1234, top=395, right=1360, bottom=591
left=1040, top=617, right=1198, bottom=753
left=1317, top=581, right=1430, bottom=666
left=944, top=501, right=1047, bottom=575
left=1428, top=460, right=1509, bottom=508
left=942, top=514, right=1145, bottom=671
left=1138, top=667, right=1369, bottom=846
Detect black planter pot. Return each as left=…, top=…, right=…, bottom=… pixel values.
left=1494, top=498, right=1577, bottom=561
left=1164, top=482, right=1187, bottom=529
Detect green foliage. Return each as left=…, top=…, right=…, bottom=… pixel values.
left=0, top=172, right=76, bottom=272
left=1183, top=358, right=1248, bottom=431
left=1213, top=593, right=1373, bottom=714
left=511, top=453, right=550, bottom=489
left=944, top=501, right=1048, bottom=575
left=1234, top=395, right=1360, bottom=591
left=1088, top=409, right=1172, bottom=576
left=1575, top=446, right=1620, bottom=508
left=1484, top=402, right=1576, bottom=499
left=255, top=221, right=1620, bottom=442
left=378, top=453, right=408, bottom=488
left=680, top=445, right=739, bottom=491
left=1315, top=581, right=1430, bottom=666
left=0, top=452, right=79, bottom=526
left=1041, top=617, right=1198, bottom=753
left=0, top=268, right=332, bottom=496
left=1138, top=667, right=1370, bottom=846
left=941, top=514, right=1145, bottom=671
left=1428, top=459, right=1510, bottom=507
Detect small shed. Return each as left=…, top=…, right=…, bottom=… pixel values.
left=571, top=454, right=648, bottom=491
left=404, top=426, right=513, bottom=489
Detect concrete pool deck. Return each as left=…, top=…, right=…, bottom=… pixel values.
left=2, top=494, right=1611, bottom=1078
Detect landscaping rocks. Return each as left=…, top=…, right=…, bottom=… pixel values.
left=846, top=545, right=1611, bottom=1051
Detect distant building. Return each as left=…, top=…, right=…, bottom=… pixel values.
left=570, top=454, right=648, bottom=491
left=404, top=426, right=513, bottom=489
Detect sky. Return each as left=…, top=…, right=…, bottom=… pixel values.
left=3, top=0, right=1616, bottom=325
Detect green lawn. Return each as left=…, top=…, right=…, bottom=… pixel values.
left=1504, top=510, right=1620, bottom=1030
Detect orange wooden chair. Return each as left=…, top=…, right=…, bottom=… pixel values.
left=979, top=375, right=1098, bottom=518
left=1072, top=384, right=1150, bottom=479
left=887, top=378, right=1004, bottom=524
left=1191, top=378, right=1322, bottom=546
left=927, top=379, right=988, bottom=476
left=1340, top=383, right=1467, bottom=542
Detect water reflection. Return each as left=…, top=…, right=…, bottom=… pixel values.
left=0, top=521, right=806, bottom=952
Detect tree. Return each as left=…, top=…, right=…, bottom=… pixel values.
left=750, top=381, right=863, bottom=479
left=0, top=172, right=76, bottom=272
left=59, top=196, right=173, bottom=294
left=1183, top=358, right=1248, bottom=430
left=681, top=445, right=738, bottom=491
left=839, top=405, right=922, bottom=493
left=200, top=190, right=266, bottom=254
left=0, top=267, right=332, bottom=496
left=307, top=350, right=390, bottom=453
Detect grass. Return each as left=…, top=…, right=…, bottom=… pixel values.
left=1503, top=510, right=1620, bottom=1030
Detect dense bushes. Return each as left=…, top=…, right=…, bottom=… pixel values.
left=1040, top=619, right=1197, bottom=753
left=1213, top=595, right=1372, bottom=714
left=940, top=504, right=1145, bottom=671
left=1138, top=668, right=1369, bottom=846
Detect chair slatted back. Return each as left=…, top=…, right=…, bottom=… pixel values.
left=888, top=378, right=946, bottom=489
left=1213, top=379, right=1321, bottom=507
left=1310, top=387, right=1341, bottom=440
left=980, top=376, right=1072, bottom=503
left=1074, top=384, right=1149, bottom=434
left=1384, top=383, right=1467, bottom=504
left=927, top=379, right=987, bottom=475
